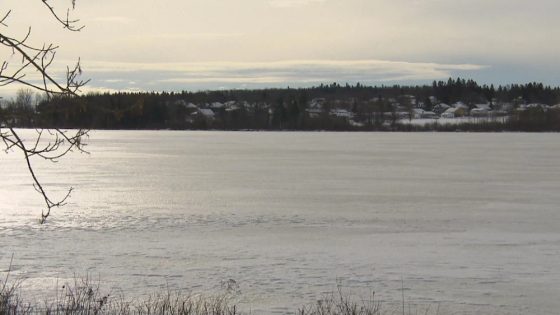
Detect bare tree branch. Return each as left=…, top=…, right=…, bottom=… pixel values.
left=41, top=0, right=84, bottom=32
left=1, top=0, right=89, bottom=223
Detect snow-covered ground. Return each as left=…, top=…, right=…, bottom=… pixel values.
left=1, top=131, right=559, bottom=314
left=399, top=116, right=508, bottom=126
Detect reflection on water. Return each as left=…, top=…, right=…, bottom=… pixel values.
left=1, top=131, right=560, bottom=314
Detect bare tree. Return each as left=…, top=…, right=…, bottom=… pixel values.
left=0, top=0, right=89, bottom=223
left=14, top=88, right=34, bottom=110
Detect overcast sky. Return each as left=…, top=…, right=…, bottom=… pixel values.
left=2, top=0, right=559, bottom=95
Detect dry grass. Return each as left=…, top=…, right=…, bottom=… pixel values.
left=297, top=288, right=382, bottom=315
left=2, top=266, right=436, bottom=315
left=1, top=275, right=238, bottom=315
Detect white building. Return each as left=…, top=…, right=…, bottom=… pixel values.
left=330, top=109, right=353, bottom=119
left=198, top=108, right=215, bottom=119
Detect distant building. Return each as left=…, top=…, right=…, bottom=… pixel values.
left=309, top=98, right=325, bottom=109
left=330, top=108, right=353, bottom=119
left=496, top=102, right=513, bottom=112
left=526, top=103, right=550, bottom=110
left=306, top=108, right=323, bottom=119
left=412, top=108, right=424, bottom=119
left=471, top=107, right=489, bottom=117
left=210, top=102, right=225, bottom=110
left=186, top=102, right=198, bottom=108
left=198, top=108, right=215, bottom=119
left=474, top=103, right=492, bottom=111
left=441, top=107, right=467, bottom=118
left=432, top=103, right=451, bottom=115
left=452, top=102, right=470, bottom=112
left=421, top=111, right=438, bottom=119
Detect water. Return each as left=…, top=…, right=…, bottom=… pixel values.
left=1, top=131, right=560, bottom=314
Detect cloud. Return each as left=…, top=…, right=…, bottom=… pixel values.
left=152, top=33, right=244, bottom=40
left=71, top=59, right=487, bottom=93
left=88, top=16, right=134, bottom=24
left=0, top=57, right=488, bottom=96
left=268, top=0, right=325, bottom=8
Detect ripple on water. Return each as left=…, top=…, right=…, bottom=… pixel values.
left=0, top=211, right=366, bottom=237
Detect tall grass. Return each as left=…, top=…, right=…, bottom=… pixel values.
left=1, top=275, right=238, bottom=315
left=297, top=288, right=382, bottom=315
left=2, top=270, right=437, bottom=315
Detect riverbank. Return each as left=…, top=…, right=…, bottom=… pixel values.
left=1, top=276, right=420, bottom=315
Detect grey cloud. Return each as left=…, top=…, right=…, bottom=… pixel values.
left=80, top=59, right=486, bottom=93
left=268, top=0, right=326, bottom=8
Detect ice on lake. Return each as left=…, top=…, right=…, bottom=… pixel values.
left=1, top=131, right=560, bottom=314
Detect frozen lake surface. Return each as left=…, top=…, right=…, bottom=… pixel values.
left=1, top=131, right=560, bottom=314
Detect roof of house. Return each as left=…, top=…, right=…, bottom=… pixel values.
left=210, top=102, right=224, bottom=109
left=475, top=104, right=491, bottom=110
left=453, top=102, right=469, bottom=109
left=199, top=108, right=215, bottom=117
left=471, top=107, right=488, bottom=113
left=330, top=109, right=353, bottom=117
left=443, top=107, right=460, bottom=114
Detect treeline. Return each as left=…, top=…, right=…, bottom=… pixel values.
left=2, top=78, right=560, bottom=131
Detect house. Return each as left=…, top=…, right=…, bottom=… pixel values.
left=422, top=111, right=438, bottom=119
left=526, top=103, right=550, bottom=110
left=493, top=110, right=509, bottom=117
left=330, top=108, right=353, bottom=119
left=184, top=103, right=198, bottom=110
left=410, top=108, right=436, bottom=119
left=397, top=111, right=411, bottom=120
left=515, top=103, right=549, bottom=112
left=432, top=103, right=451, bottom=115
left=225, top=104, right=240, bottom=112
left=412, top=108, right=424, bottom=119
left=471, top=103, right=495, bottom=117
left=309, top=98, right=325, bottom=109
left=183, top=103, right=199, bottom=116
left=210, top=102, right=225, bottom=110
left=496, top=102, right=513, bottom=112
left=198, top=108, right=215, bottom=119
left=188, top=108, right=216, bottom=126
left=349, top=120, right=364, bottom=127
left=471, top=107, right=489, bottom=117
left=441, top=108, right=457, bottom=118
left=239, top=101, right=253, bottom=110
left=306, top=108, right=323, bottom=119
left=474, top=103, right=492, bottom=111
left=452, top=102, right=470, bottom=112
left=442, top=106, right=467, bottom=118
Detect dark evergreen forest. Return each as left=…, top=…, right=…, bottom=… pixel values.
left=2, top=78, right=560, bottom=131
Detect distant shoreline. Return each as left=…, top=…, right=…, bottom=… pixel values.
left=3, top=79, right=559, bottom=132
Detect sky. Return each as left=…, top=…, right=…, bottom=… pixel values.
left=1, top=0, right=559, bottom=96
